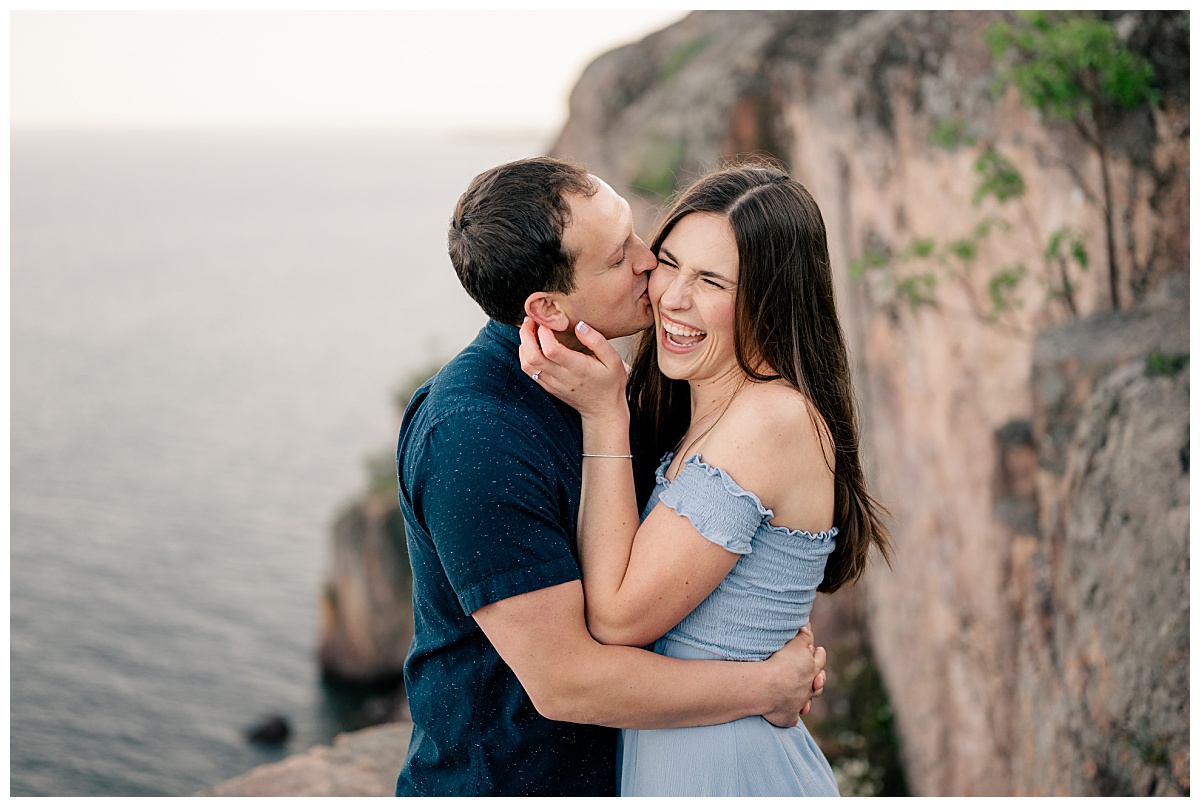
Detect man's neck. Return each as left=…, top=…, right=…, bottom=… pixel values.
left=557, top=327, right=588, bottom=354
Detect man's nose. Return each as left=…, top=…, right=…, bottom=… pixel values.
left=631, top=237, right=656, bottom=274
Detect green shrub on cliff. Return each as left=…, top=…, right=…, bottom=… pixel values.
left=360, top=360, right=448, bottom=502
left=814, top=652, right=910, bottom=796
left=985, top=11, right=1159, bottom=310
left=631, top=133, right=688, bottom=202
left=660, top=34, right=713, bottom=84
left=851, top=12, right=1158, bottom=329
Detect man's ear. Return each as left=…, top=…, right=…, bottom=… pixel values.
left=524, top=292, right=570, bottom=332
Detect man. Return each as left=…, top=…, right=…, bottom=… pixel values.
left=395, top=157, right=826, bottom=796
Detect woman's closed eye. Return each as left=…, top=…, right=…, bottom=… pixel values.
left=654, top=253, right=733, bottom=290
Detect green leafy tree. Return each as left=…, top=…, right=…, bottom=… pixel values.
left=985, top=11, right=1159, bottom=310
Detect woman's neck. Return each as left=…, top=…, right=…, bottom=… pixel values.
left=683, top=364, right=748, bottom=441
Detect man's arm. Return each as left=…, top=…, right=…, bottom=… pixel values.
left=412, top=406, right=823, bottom=729
left=473, top=579, right=825, bottom=729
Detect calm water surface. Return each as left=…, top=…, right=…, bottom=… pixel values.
left=10, top=128, right=545, bottom=796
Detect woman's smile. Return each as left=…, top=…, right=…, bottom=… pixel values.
left=661, top=314, right=708, bottom=352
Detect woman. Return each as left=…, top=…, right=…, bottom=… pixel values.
left=519, top=161, right=892, bottom=796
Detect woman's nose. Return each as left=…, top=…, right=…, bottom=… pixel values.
left=659, top=274, right=691, bottom=310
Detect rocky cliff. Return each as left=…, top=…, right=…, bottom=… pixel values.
left=1013, top=274, right=1189, bottom=795
left=200, top=723, right=413, bottom=796
left=319, top=492, right=412, bottom=688
left=551, top=9, right=1188, bottom=797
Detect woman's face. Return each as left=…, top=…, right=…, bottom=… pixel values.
left=649, top=212, right=740, bottom=384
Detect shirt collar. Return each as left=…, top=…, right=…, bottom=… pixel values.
left=485, top=319, right=520, bottom=350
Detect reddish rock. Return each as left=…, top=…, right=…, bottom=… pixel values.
left=318, top=492, right=412, bottom=686
left=201, top=722, right=412, bottom=797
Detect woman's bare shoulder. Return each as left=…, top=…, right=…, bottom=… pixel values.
left=701, top=382, right=834, bottom=526
left=724, top=381, right=822, bottom=443
left=703, top=383, right=828, bottom=481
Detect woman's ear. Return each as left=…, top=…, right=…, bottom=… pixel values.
left=524, top=292, right=570, bottom=332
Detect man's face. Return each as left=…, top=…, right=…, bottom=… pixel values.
left=556, top=176, right=656, bottom=341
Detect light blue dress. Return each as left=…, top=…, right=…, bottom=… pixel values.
left=618, top=453, right=841, bottom=797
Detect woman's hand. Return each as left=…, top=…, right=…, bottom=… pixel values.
left=518, top=318, right=628, bottom=422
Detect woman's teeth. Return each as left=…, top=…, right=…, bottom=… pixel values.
left=663, top=321, right=706, bottom=347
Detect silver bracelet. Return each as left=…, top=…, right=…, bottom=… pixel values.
left=581, top=453, right=633, bottom=458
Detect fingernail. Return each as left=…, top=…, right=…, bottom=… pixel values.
left=523, top=316, right=530, bottom=324
left=576, top=321, right=590, bottom=334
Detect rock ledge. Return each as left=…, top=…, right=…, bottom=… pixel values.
left=199, top=722, right=412, bottom=797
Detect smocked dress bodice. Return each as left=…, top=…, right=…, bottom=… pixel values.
left=642, top=452, right=838, bottom=661
left=619, top=452, right=842, bottom=796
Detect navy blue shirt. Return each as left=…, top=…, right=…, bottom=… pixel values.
left=394, top=321, right=618, bottom=796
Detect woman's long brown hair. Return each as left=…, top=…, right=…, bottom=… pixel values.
left=628, top=160, right=892, bottom=592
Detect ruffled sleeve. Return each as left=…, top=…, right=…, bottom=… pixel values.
left=656, top=454, right=775, bottom=555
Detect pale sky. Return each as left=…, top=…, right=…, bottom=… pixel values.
left=10, top=9, right=690, bottom=134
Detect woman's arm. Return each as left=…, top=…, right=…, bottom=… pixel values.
left=518, top=320, right=744, bottom=647
left=576, top=402, right=742, bottom=646
left=473, top=579, right=824, bottom=728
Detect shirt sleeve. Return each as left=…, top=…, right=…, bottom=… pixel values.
left=655, top=454, right=772, bottom=555
left=412, top=407, right=582, bottom=614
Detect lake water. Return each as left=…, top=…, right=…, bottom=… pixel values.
left=10, top=128, right=547, bottom=796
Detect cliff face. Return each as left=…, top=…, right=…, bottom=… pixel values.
left=1015, top=275, right=1189, bottom=795
left=552, top=10, right=1189, bottom=796
left=319, top=491, right=412, bottom=687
